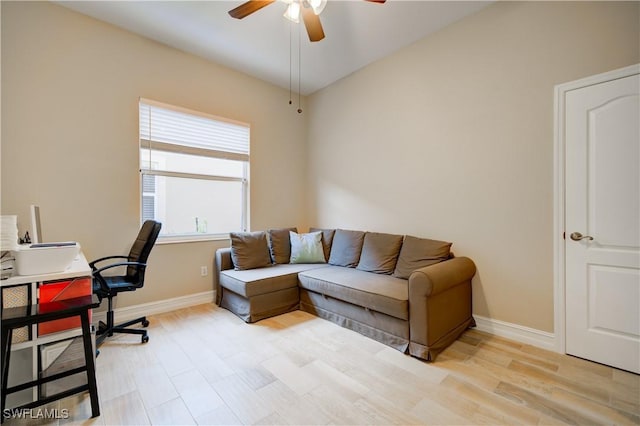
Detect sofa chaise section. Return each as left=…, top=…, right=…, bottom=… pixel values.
left=215, top=247, right=327, bottom=323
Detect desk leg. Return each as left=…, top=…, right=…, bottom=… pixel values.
left=1, top=327, right=13, bottom=423
left=80, top=311, right=99, bottom=418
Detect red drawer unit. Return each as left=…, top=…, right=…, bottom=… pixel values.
left=38, top=277, right=92, bottom=336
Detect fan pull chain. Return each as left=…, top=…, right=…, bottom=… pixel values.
left=289, top=19, right=292, bottom=106
left=297, top=17, right=302, bottom=114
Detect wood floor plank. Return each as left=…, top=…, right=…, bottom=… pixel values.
left=100, top=391, right=150, bottom=425
left=153, top=334, right=195, bottom=378
left=171, top=369, right=226, bottom=419
left=508, top=359, right=610, bottom=404
left=613, top=368, right=640, bottom=388
left=58, top=394, right=105, bottom=426
left=300, top=359, right=370, bottom=402
left=253, top=411, right=290, bottom=425
left=465, top=329, right=524, bottom=350
left=610, top=386, right=640, bottom=417
left=353, top=391, right=426, bottom=425
left=495, top=381, right=599, bottom=425
left=428, top=353, right=502, bottom=392
left=410, top=395, right=474, bottom=425
left=95, top=356, right=137, bottom=403
left=550, top=386, right=639, bottom=425
left=255, top=380, right=333, bottom=425
left=260, top=355, right=321, bottom=395
left=194, top=404, right=242, bottom=425
left=343, top=364, right=425, bottom=412
left=210, top=374, right=274, bottom=424
left=477, top=339, right=560, bottom=372
left=448, top=339, right=513, bottom=367
left=440, top=374, right=541, bottom=425
left=130, top=363, right=180, bottom=410
left=307, top=384, right=379, bottom=425
left=520, top=344, right=613, bottom=378
left=146, top=397, right=196, bottom=425
left=464, top=356, right=555, bottom=396
left=374, top=347, right=449, bottom=384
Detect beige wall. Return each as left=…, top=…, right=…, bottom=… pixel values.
left=1, top=1, right=308, bottom=307
left=306, top=1, right=639, bottom=332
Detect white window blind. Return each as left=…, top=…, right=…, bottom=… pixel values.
left=139, top=98, right=250, bottom=241
left=139, top=98, right=249, bottom=162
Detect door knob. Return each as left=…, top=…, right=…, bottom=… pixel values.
left=570, top=232, right=594, bottom=241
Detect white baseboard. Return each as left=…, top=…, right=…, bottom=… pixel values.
left=94, top=290, right=214, bottom=324
left=473, top=315, right=557, bottom=351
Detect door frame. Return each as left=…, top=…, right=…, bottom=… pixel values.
left=553, top=63, right=639, bottom=354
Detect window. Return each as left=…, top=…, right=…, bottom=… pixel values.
left=139, top=98, right=249, bottom=241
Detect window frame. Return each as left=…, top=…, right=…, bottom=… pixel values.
left=138, top=98, right=250, bottom=243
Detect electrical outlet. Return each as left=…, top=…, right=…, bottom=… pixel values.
left=200, top=266, right=208, bottom=277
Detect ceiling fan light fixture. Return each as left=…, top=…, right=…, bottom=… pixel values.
left=308, top=0, right=327, bottom=15
left=283, top=2, right=300, bottom=23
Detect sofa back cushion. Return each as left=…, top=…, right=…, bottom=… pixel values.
left=230, top=231, right=272, bottom=270
left=357, top=232, right=404, bottom=275
left=268, top=227, right=297, bottom=264
left=309, top=228, right=336, bottom=261
left=328, top=229, right=365, bottom=268
left=393, top=235, right=452, bottom=279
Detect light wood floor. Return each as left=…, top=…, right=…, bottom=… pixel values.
left=5, top=303, right=639, bottom=425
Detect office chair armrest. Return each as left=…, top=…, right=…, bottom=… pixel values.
left=89, top=255, right=129, bottom=269
left=93, top=262, right=148, bottom=294
left=92, top=261, right=147, bottom=277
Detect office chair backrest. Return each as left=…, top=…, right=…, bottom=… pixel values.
left=127, top=220, right=162, bottom=283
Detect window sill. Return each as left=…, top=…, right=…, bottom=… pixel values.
left=156, top=234, right=230, bottom=245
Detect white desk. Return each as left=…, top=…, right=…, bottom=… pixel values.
left=0, top=252, right=93, bottom=408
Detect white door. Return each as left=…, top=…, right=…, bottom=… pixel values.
left=565, top=71, right=640, bottom=374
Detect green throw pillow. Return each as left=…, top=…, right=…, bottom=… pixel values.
left=289, top=231, right=326, bottom=264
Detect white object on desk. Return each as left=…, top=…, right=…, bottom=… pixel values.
left=1, top=215, right=19, bottom=251
left=30, top=205, right=42, bottom=244
left=12, top=242, right=80, bottom=276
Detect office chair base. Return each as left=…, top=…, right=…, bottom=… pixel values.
left=95, top=316, right=150, bottom=345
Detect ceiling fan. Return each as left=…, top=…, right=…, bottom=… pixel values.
left=228, top=0, right=386, bottom=42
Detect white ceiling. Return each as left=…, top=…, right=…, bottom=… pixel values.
left=56, top=1, right=492, bottom=95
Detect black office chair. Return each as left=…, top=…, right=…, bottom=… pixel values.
left=90, top=220, right=161, bottom=346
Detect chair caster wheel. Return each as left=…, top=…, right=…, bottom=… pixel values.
left=142, top=335, right=149, bottom=344
left=142, top=319, right=150, bottom=327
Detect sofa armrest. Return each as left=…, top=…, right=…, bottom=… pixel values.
left=408, top=257, right=476, bottom=361
left=408, top=257, right=476, bottom=297
left=216, top=247, right=234, bottom=272
left=214, top=247, right=234, bottom=305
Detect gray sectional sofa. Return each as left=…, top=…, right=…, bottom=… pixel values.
left=214, top=228, right=476, bottom=361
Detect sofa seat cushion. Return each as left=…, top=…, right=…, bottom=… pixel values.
left=221, top=264, right=328, bottom=298
left=298, top=266, right=409, bottom=320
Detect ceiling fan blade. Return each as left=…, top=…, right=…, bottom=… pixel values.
left=228, top=0, right=275, bottom=19
left=301, top=6, right=325, bottom=42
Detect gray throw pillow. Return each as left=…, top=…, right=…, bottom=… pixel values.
left=268, top=227, right=297, bottom=264
left=328, top=229, right=365, bottom=268
left=309, top=227, right=336, bottom=262
left=393, top=235, right=452, bottom=279
left=230, top=231, right=272, bottom=270
left=357, top=232, right=404, bottom=275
